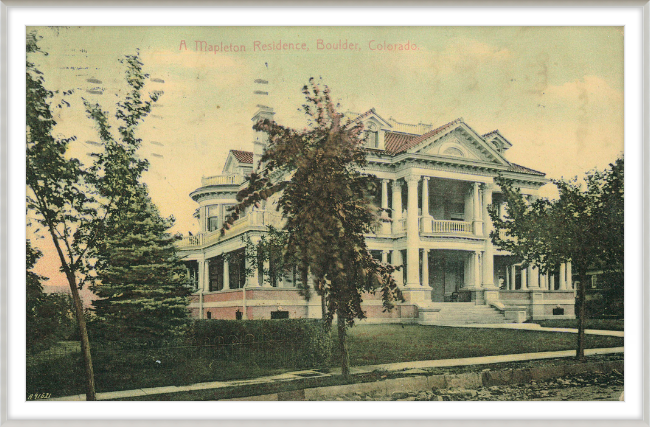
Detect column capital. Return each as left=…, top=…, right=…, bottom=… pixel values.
left=421, top=176, right=430, bottom=182
left=405, top=175, right=420, bottom=184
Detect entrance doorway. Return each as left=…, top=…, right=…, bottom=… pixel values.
left=429, top=251, right=466, bottom=302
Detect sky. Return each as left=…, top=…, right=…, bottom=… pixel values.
left=26, top=26, right=624, bottom=293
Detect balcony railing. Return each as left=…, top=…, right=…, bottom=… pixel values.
left=420, top=217, right=472, bottom=234
left=177, top=210, right=285, bottom=249
left=201, top=174, right=246, bottom=187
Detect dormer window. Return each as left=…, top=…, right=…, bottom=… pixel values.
left=365, top=122, right=380, bottom=148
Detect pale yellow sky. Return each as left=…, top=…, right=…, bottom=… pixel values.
left=28, top=26, right=624, bottom=290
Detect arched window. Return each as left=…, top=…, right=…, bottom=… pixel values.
left=442, top=146, right=464, bottom=157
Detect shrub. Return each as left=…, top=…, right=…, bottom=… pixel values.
left=184, top=319, right=332, bottom=368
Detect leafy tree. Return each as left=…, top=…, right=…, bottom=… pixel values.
left=26, top=32, right=99, bottom=400
left=488, top=157, right=624, bottom=360
left=26, top=240, right=76, bottom=353
left=85, top=53, right=190, bottom=344
left=222, top=79, right=403, bottom=378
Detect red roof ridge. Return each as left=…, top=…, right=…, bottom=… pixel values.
left=230, top=149, right=253, bottom=164
left=392, top=117, right=464, bottom=153
left=508, top=162, right=545, bottom=176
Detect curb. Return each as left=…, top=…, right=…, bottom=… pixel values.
left=224, top=359, right=624, bottom=401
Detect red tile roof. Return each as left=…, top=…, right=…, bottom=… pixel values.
left=384, top=132, right=417, bottom=154
left=385, top=118, right=464, bottom=154
left=507, top=163, right=545, bottom=176
left=231, top=149, right=253, bottom=164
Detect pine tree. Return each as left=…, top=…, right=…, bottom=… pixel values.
left=85, top=52, right=190, bottom=344
left=91, top=187, right=191, bottom=343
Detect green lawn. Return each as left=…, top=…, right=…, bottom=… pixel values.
left=532, top=318, right=624, bottom=331
left=28, top=324, right=624, bottom=398
left=334, top=324, right=623, bottom=366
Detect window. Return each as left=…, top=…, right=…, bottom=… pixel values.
left=228, top=249, right=247, bottom=289
left=208, top=256, right=224, bottom=292
left=206, top=205, right=220, bottom=232
left=365, top=123, right=379, bottom=148
left=442, top=146, right=464, bottom=157
left=186, top=261, right=199, bottom=290
left=271, top=311, right=289, bottom=319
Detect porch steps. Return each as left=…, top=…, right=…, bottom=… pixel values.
left=418, top=303, right=508, bottom=325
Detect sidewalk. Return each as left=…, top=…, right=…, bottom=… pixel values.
left=444, top=323, right=625, bottom=337
left=48, top=342, right=624, bottom=401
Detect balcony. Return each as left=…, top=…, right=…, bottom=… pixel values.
left=201, top=174, right=246, bottom=187
left=385, top=216, right=473, bottom=236
left=422, top=218, right=473, bottom=234
left=177, top=210, right=285, bottom=249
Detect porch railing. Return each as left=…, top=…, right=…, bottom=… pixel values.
left=177, top=210, right=286, bottom=249
left=201, top=174, right=245, bottom=187
left=421, top=218, right=473, bottom=234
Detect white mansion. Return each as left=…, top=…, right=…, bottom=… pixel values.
left=177, top=108, right=576, bottom=324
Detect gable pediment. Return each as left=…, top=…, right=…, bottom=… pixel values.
left=409, top=123, right=509, bottom=165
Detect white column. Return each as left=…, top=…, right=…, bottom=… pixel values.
left=510, top=265, right=517, bottom=290
left=472, top=183, right=483, bottom=236
left=482, top=184, right=493, bottom=236
left=567, top=261, right=573, bottom=289
left=472, top=251, right=481, bottom=288
left=247, top=246, right=261, bottom=288
left=421, top=177, right=432, bottom=233
left=381, top=250, right=388, bottom=264
left=406, top=176, right=420, bottom=287
left=506, top=265, right=510, bottom=290
left=540, top=272, right=547, bottom=290
left=201, top=205, right=208, bottom=232
left=198, top=259, right=207, bottom=292
left=529, top=265, right=539, bottom=288
left=550, top=273, right=555, bottom=291
left=262, top=257, right=272, bottom=287
left=422, top=177, right=430, bottom=217
left=482, top=252, right=494, bottom=288
left=392, top=180, right=403, bottom=233
left=559, top=263, right=567, bottom=290
left=482, top=185, right=494, bottom=288
left=223, top=257, right=230, bottom=290
left=392, top=249, right=403, bottom=287
left=520, top=266, right=528, bottom=290
left=381, top=179, right=391, bottom=234
left=422, top=249, right=430, bottom=288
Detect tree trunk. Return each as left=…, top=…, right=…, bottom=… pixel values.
left=47, top=226, right=97, bottom=401
left=337, top=309, right=350, bottom=379
left=576, top=271, right=588, bottom=362
left=66, top=271, right=97, bottom=400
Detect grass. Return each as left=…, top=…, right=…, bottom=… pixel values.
left=333, top=324, right=623, bottom=366
left=532, top=318, right=624, bottom=331
left=27, top=324, right=624, bottom=398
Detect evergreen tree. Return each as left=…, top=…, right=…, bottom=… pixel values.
left=223, top=79, right=403, bottom=378
left=90, top=188, right=191, bottom=343
left=85, top=52, right=190, bottom=343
